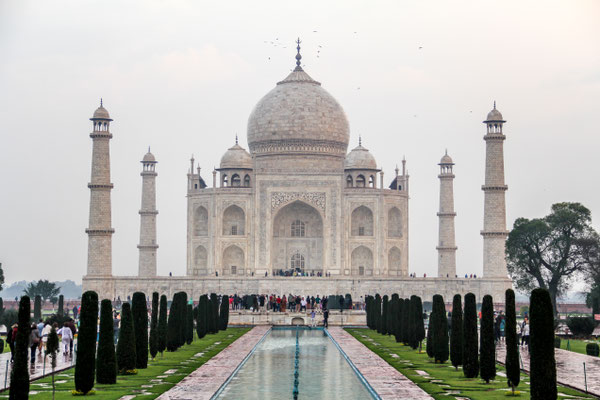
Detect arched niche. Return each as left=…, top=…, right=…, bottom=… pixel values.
left=222, top=245, right=244, bottom=276
left=193, top=245, right=208, bottom=276
left=388, top=246, right=401, bottom=276
left=223, top=205, right=245, bottom=235
left=194, top=206, right=208, bottom=236
left=351, top=205, right=373, bottom=236
left=388, top=207, right=402, bottom=237
left=351, top=245, right=373, bottom=276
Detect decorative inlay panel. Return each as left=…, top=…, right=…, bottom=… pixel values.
left=271, top=192, right=326, bottom=213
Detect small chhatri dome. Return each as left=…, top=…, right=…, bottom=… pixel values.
left=91, top=98, right=112, bottom=120
left=439, top=150, right=453, bottom=165
left=220, top=141, right=253, bottom=169
left=143, top=147, right=156, bottom=163
left=344, top=139, right=378, bottom=170
left=485, top=101, right=504, bottom=122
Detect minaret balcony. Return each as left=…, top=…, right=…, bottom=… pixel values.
left=137, top=244, right=159, bottom=249
left=89, top=132, right=113, bottom=139
left=436, top=246, right=458, bottom=251
left=436, top=212, right=457, bottom=217
left=481, top=184, right=508, bottom=191
left=139, top=210, right=159, bottom=215
left=88, top=183, right=114, bottom=189
left=480, top=230, right=509, bottom=237
left=483, top=133, right=505, bottom=141
left=85, top=228, right=115, bottom=236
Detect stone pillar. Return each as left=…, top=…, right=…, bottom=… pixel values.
left=481, top=103, right=509, bottom=277
left=138, top=150, right=159, bottom=276
left=86, top=101, right=115, bottom=277
left=437, top=151, right=457, bottom=277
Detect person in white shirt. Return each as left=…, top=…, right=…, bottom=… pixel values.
left=41, top=323, right=52, bottom=353
left=58, top=325, right=73, bottom=355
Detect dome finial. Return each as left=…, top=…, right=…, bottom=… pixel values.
left=359, top=135, right=362, bottom=146
left=493, top=100, right=496, bottom=109
left=100, top=98, right=103, bottom=107
left=148, top=146, right=151, bottom=153
left=445, top=148, right=448, bottom=155
left=235, top=134, right=238, bottom=145
left=294, top=37, right=303, bottom=71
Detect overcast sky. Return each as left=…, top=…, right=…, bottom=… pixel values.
left=1, top=0, right=599, bottom=286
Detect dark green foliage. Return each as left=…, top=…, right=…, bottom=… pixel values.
left=386, top=295, right=394, bottom=335
left=505, top=289, right=520, bottom=391
left=57, top=295, right=64, bottom=317
left=116, top=302, right=136, bottom=373
left=395, top=298, right=404, bottom=342
left=426, top=311, right=433, bottom=358
left=47, top=325, right=59, bottom=397
left=530, top=288, right=557, bottom=400
left=479, top=294, right=495, bottom=383
left=186, top=304, right=194, bottom=344
left=75, top=291, right=99, bottom=394
left=401, top=298, right=410, bottom=345
left=197, top=295, right=208, bottom=339
left=96, top=299, right=117, bottom=384
left=34, top=295, right=42, bottom=321
left=132, top=292, right=149, bottom=368
left=1, top=309, right=18, bottom=329
left=149, top=292, right=159, bottom=359
left=450, top=294, right=463, bottom=369
left=0, top=297, right=4, bottom=321
left=463, top=292, right=479, bottom=378
left=210, top=293, right=219, bottom=334
left=374, top=294, right=382, bottom=334
left=586, top=343, right=599, bottom=356
left=554, top=337, right=561, bottom=348
left=219, top=295, right=229, bottom=331
left=167, top=293, right=180, bottom=351
left=389, top=294, right=399, bottom=340
left=411, top=296, right=426, bottom=350
left=431, top=294, right=449, bottom=363
left=566, top=317, right=595, bottom=337
left=157, top=295, right=167, bottom=354
left=381, top=295, right=389, bottom=335
left=9, top=296, right=30, bottom=400
left=178, top=292, right=188, bottom=346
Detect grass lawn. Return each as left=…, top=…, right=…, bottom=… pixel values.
left=27, top=327, right=250, bottom=399
left=347, top=328, right=594, bottom=400
left=557, top=337, right=600, bottom=356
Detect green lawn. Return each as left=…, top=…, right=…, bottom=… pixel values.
left=347, top=328, right=594, bottom=400
left=557, top=337, right=600, bottom=356
left=28, top=327, right=250, bottom=399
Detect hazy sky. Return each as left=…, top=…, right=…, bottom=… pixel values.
left=1, top=0, right=599, bottom=286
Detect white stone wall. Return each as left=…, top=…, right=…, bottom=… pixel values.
left=138, top=168, right=158, bottom=277
left=437, top=172, right=457, bottom=278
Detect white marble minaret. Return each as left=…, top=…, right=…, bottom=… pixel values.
left=86, top=100, right=114, bottom=277
left=437, top=151, right=457, bottom=277
left=481, top=102, right=509, bottom=277
left=138, top=149, right=159, bottom=276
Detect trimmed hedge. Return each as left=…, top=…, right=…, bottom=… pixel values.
left=132, top=292, right=149, bottom=368
left=566, top=317, right=595, bottom=337
left=381, top=295, right=389, bottom=335
left=431, top=294, right=449, bottom=363
left=402, top=298, right=410, bottom=345
left=219, top=295, right=229, bottom=331
left=197, top=295, right=208, bottom=339
left=450, top=294, right=463, bottom=369
left=210, top=293, right=219, bottom=334
left=149, top=292, right=159, bottom=359
left=157, top=295, right=167, bottom=354
left=96, top=299, right=117, bottom=384
left=167, top=293, right=180, bottom=351
left=58, top=294, right=64, bottom=317
left=480, top=294, right=495, bottom=383
left=586, top=343, right=599, bottom=357
left=462, top=292, right=479, bottom=378
left=116, top=302, right=136, bottom=373
left=34, top=295, right=42, bottom=322
left=505, top=289, right=520, bottom=392
left=411, top=295, right=426, bottom=350
left=186, top=304, right=194, bottom=345
left=75, top=290, right=99, bottom=394
left=530, top=288, right=557, bottom=400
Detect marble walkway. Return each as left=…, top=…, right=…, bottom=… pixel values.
left=327, top=327, right=434, bottom=400
left=156, top=326, right=270, bottom=400
left=0, top=347, right=76, bottom=390
left=496, top=342, right=600, bottom=397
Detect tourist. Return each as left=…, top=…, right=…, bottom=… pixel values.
left=29, top=323, right=41, bottom=364
left=281, top=295, right=287, bottom=312
left=521, top=319, right=530, bottom=350
left=63, top=318, right=77, bottom=356
left=58, top=324, right=73, bottom=356
left=301, top=297, right=307, bottom=312
left=37, top=319, right=44, bottom=337
left=323, top=308, right=329, bottom=328
left=7, top=324, right=17, bottom=362
left=113, top=312, right=120, bottom=344
left=41, top=321, right=52, bottom=353
left=310, top=309, right=316, bottom=327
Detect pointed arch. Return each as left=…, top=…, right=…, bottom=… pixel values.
left=193, top=245, right=208, bottom=276
left=346, top=175, right=353, bottom=187
left=351, top=205, right=373, bottom=236
left=244, top=174, right=251, bottom=187
left=388, top=246, right=402, bottom=276
left=356, top=175, right=366, bottom=188
left=388, top=207, right=402, bottom=237
left=194, top=206, right=208, bottom=236
left=231, top=174, right=241, bottom=187
left=222, top=245, right=244, bottom=276
left=223, top=205, right=245, bottom=235
left=351, top=246, right=373, bottom=276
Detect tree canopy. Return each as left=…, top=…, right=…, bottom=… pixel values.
left=506, top=202, right=600, bottom=313
left=23, top=279, right=61, bottom=303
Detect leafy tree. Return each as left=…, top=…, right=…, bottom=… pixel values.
left=381, top=295, right=389, bottom=335
left=210, top=293, right=219, bottom=334
left=23, top=280, right=61, bottom=303
left=463, top=292, right=479, bottom=378
left=57, top=295, right=64, bottom=317
left=131, top=292, right=149, bottom=369
left=431, top=294, right=449, bottom=363
left=167, top=293, right=180, bottom=351
left=505, top=289, right=520, bottom=394
left=411, top=296, right=426, bottom=350
left=529, top=288, right=557, bottom=400
left=75, top=290, right=99, bottom=394
left=157, top=295, right=167, bottom=355
left=149, top=292, right=159, bottom=359
left=506, top=202, right=600, bottom=314
left=586, top=285, right=600, bottom=315
left=566, top=317, right=595, bottom=336
left=480, top=294, right=495, bottom=383
left=46, top=325, right=59, bottom=400
left=402, top=298, right=410, bottom=345
left=197, top=295, right=208, bottom=339
left=219, top=295, right=229, bottom=331
left=96, top=299, right=117, bottom=384
left=186, top=304, right=194, bottom=344
left=116, top=302, right=136, bottom=373
left=9, top=296, right=30, bottom=400
left=450, top=294, right=463, bottom=370
left=34, top=295, right=42, bottom=321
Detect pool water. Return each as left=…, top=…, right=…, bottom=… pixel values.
left=215, top=328, right=375, bottom=400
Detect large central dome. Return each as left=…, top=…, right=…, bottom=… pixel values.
left=247, top=67, right=350, bottom=159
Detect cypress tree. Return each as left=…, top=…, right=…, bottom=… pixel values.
left=186, top=304, right=194, bottom=344
left=96, top=299, right=117, bottom=384
left=166, top=293, right=180, bottom=351
left=116, top=302, right=136, bottom=373
left=131, top=292, right=149, bottom=368
left=426, top=311, right=434, bottom=358
left=389, top=294, right=399, bottom=339
left=197, top=295, right=208, bottom=339
left=210, top=293, right=219, bottom=334
left=157, top=295, right=167, bottom=355
left=402, top=298, right=410, bottom=345
left=149, top=292, right=159, bottom=359
left=395, top=298, right=404, bottom=342
left=34, top=295, right=42, bottom=321
left=207, top=298, right=214, bottom=334
left=462, top=292, right=479, bottom=378
left=374, top=294, right=382, bottom=334
left=178, top=292, right=188, bottom=346
left=529, top=288, right=557, bottom=400
left=505, top=289, right=520, bottom=394
left=0, top=297, right=4, bottom=320
left=431, top=294, right=449, bottom=363
left=480, top=294, right=496, bottom=383
left=407, top=296, right=416, bottom=348
left=75, top=290, right=99, bottom=394
left=57, top=295, right=64, bottom=317
left=411, top=295, right=426, bottom=350
left=450, top=294, right=464, bottom=370
left=219, top=295, right=229, bottom=330
left=9, top=296, right=30, bottom=400
left=381, top=295, right=389, bottom=335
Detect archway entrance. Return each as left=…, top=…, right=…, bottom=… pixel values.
left=272, top=201, right=323, bottom=276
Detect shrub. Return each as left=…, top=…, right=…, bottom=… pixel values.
left=586, top=343, right=599, bottom=357
left=9, top=296, right=30, bottom=400
left=381, top=295, right=389, bottom=335
left=197, top=295, right=208, bottom=339
left=1, top=309, right=17, bottom=329
left=566, top=317, right=595, bottom=337
left=149, top=292, right=159, bottom=359
left=34, top=295, right=42, bottom=322
left=450, top=294, right=463, bottom=370
left=186, top=304, right=194, bottom=344
left=116, top=303, right=136, bottom=373
left=411, top=296, right=426, bottom=350
left=157, top=295, right=167, bottom=354
left=96, top=299, right=117, bottom=384
left=505, top=289, right=520, bottom=393
left=480, top=294, right=495, bottom=383
left=75, top=290, right=99, bottom=394
left=132, top=292, right=149, bottom=368
left=219, top=295, right=229, bottom=331
left=463, top=292, right=479, bottom=378
left=431, top=294, right=449, bottom=363
left=530, top=288, right=557, bottom=400
left=167, top=293, right=180, bottom=351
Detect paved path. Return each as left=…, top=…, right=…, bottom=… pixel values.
left=156, top=326, right=270, bottom=400
left=0, top=347, right=76, bottom=390
left=327, top=327, right=434, bottom=400
left=496, top=343, right=600, bottom=397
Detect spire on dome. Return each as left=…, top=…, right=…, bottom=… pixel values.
left=235, top=134, right=238, bottom=145
left=358, top=135, right=362, bottom=146
left=294, top=37, right=303, bottom=71
left=100, top=98, right=103, bottom=107
left=493, top=100, right=496, bottom=109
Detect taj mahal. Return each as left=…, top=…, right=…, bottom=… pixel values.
left=82, top=42, right=512, bottom=301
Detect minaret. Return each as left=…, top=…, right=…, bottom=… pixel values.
left=86, top=100, right=114, bottom=277
left=481, top=102, right=509, bottom=277
left=437, top=151, right=457, bottom=277
left=138, top=148, right=159, bottom=276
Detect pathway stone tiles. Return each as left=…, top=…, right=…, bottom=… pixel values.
left=0, top=349, right=76, bottom=390
left=157, top=326, right=270, bottom=400
left=496, top=343, right=600, bottom=397
left=327, top=327, right=434, bottom=400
